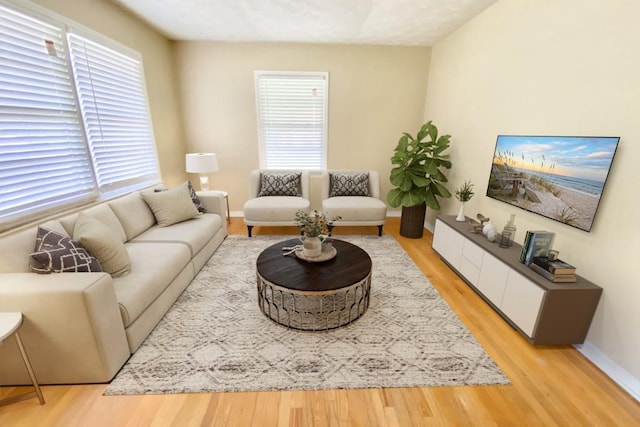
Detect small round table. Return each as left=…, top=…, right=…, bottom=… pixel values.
left=256, top=238, right=372, bottom=331
left=0, top=313, right=45, bottom=406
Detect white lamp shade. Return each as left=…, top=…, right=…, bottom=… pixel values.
left=186, top=153, right=219, bottom=173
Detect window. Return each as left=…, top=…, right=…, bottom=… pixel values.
left=67, top=31, right=158, bottom=197
left=0, top=2, right=159, bottom=231
left=254, top=71, right=328, bottom=170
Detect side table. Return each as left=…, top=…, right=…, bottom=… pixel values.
left=221, top=191, right=230, bottom=224
left=0, top=313, right=45, bottom=406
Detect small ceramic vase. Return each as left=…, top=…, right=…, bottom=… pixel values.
left=483, top=221, right=498, bottom=242
left=301, top=235, right=322, bottom=257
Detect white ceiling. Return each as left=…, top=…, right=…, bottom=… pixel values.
left=111, top=0, right=498, bottom=46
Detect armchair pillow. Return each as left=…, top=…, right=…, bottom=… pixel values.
left=29, top=227, right=103, bottom=274
left=329, top=172, right=369, bottom=197
left=258, top=172, right=302, bottom=197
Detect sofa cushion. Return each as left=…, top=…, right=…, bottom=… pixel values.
left=109, top=192, right=156, bottom=241
left=141, top=182, right=200, bottom=227
left=258, top=172, right=302, bottom=197
left=244, top=196, right=310, bottom=222
left=113, top=242, right=191, bottom=327
left=29, top=227, right=103, bottom=274
left=132, top=214, right=222, bottom=257
left=329, top=172, right=369, bottom=197
left=73, top=213, right=131, bottom=277
left=188, top=181, right=206, bottom=213
left=322, top=196, right=387, bottom=221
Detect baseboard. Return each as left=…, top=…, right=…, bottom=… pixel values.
left=575, top=341, right=640, bottom=402
left=424, top=221, right=434, bottom=234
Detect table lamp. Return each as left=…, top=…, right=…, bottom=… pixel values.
left=186, top=153, right=218, bottom=191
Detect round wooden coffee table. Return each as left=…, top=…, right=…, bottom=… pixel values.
left=256, top=238, right=372, bottom=331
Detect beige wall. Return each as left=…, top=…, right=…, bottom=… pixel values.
left=174, top=42, right=430, bottom=211
left=31, top=0, right=187, bottom=187
left=425, top=0, right=640, bottom=390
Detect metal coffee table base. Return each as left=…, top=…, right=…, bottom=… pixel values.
left=257, top=273, right=371, bottom=331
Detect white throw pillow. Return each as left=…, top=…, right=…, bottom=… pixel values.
left=141, top=181, right=200, bottom=227
left=73, top=212, right=131, bottom=277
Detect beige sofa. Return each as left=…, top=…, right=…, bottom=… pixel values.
left=0, top=189, right=227, bottom=385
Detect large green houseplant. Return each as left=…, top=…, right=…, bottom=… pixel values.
left=387, top=121, right=452, bottom=238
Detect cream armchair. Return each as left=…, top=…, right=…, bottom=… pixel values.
left=243, top=170, right=310, bottom=237
left=321, top=170, right=387, bottom=236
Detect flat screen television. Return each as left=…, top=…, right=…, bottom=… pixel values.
left=486, top=135, right=620, bottom=232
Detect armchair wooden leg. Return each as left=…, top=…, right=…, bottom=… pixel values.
left=247, top=225, right=253, bottom=237
left=377, top=225, right=383, bottom=236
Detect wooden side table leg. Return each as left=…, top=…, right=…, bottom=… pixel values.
left=226, top=194, right=230, bottom=224
left=14, top=331, right=45, bottom=405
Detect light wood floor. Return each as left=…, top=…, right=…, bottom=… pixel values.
left=1, top=217, right=639, bottom=426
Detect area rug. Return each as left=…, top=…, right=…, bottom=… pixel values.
left=105, top=235, right=509, bottom=395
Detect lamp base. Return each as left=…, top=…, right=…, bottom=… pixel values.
left=199, top=175, right=210, bottom=191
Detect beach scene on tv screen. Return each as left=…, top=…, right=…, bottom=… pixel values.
left=487, top=135, right=619, bottom=232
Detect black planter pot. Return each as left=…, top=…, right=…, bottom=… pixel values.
left=399, top=204, right=427, bottom=238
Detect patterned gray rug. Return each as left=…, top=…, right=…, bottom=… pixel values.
left=105, top=235, right=509, bottom=395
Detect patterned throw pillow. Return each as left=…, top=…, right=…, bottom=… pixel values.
left=187, top=180, right=206, bottom=213
left=329, top=172, right=369, bottom=197
left=29, top=227, right=103, bottom=274
left=258, top=172, right=302, bottom=197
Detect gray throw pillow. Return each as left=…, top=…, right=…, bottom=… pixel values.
left=30, top=227, right=103, bottom=274
left=187, top=180, right=207, bottom=213
left=329, top=172, right=369, bottom=197
left=258, top=172, right=302, bottom=197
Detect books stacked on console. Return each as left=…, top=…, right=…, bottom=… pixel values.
left=530, top=256, right=577, bottom=283
left=520, top=230, right=556, bottom=265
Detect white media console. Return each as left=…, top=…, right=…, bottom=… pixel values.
left=432, top=215, right=602, bottom=345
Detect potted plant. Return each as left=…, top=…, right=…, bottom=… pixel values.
left=455, top=181, right=474, bottom=221
left=387, top=121, right=452, bottom=238
left=295, top=210, right=339, bottom=257
left=295, top=210, right=332, bottom=238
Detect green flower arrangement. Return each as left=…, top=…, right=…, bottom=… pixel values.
left=295, top=210, right=340, bottom=237
left=455, top=181, right=475, bottom=203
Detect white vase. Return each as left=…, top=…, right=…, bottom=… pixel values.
left=483, top=221, right=498, bottom=242
left=301, top=235, right=322, bottom=257
left=456, top=203, right=466, bottom=222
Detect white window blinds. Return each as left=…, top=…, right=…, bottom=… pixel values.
left=255, top=72, right=328, bottom=170
left=0, top=2, right=160, bottom=231
left=68, top=32, right=158, bottom=197
left=0, top=5, right=96, bottom=225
